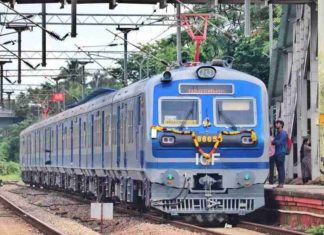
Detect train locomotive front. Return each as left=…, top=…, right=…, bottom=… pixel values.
left=145, top=65, right=269, bottom=222
left=19, top=64, right=269, bottom=224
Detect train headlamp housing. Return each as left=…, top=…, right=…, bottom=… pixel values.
left=162, top=169, right=180, bottom=187
left=196, top=66, right=216, bottom=79
left=161, top=135, right=175, bottom=145
left=237, top=171, right=255, bottom=187
left=167, top=173, right=174, bottom=180
left=161, top=71, right=172, bottom=83
left=244, top=174, right=251, bottom=181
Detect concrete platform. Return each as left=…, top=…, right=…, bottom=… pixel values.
left=264, top=184, right=324, bottom=200
left=246, top=184, right=324, bottom=230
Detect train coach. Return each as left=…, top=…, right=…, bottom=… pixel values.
left=20, top=63, right=269, bottom=224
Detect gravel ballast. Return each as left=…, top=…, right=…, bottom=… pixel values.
left=0, top=184, right=201, bottom=235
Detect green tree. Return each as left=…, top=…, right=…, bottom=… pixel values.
left=108, top=4, right=282, bottom=85
left=0, top=118, right=34, bottom=162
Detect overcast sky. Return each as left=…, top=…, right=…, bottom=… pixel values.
left=0, top=2, right=177, bottom=93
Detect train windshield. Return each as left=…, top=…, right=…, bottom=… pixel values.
left=214, top=99, right=255, bottom=126
left=159, top=98, right=200, bottom=126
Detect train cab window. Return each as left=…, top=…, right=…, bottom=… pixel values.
left=214, top=98, right=256, bottom=126
left=159, top=98, right=200, bottom=126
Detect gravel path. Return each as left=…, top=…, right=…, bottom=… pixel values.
left=0, top=184, right=98, bottom=235
left=0, top=201, right=42, bottom=235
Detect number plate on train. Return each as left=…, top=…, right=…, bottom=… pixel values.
left=196, top=135, right=218, bottom=143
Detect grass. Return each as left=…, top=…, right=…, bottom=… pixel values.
left=0, top=173, right=21, bottom=182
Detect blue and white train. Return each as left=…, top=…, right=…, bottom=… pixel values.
left=20, top=63, right=269, bottom=223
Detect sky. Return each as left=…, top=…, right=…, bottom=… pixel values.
left=0, top=2, right=178, bottom=94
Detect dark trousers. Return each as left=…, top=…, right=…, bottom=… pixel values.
left=274, top=154, right=286, bottom=184
left=269, top=156, right=275, bottom=184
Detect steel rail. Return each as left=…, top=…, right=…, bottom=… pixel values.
left=2, top=182, right=309, bottom=235
left=239, top=221, right=308, bottom=235
left=116, top=205, right=308, bottom=235
left=0, top=195, right=64, bottom=235
left=113, top=201, right=309, bottom=235
left=113, top=205, right=228, bottom=235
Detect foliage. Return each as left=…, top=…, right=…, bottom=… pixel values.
left=109, top=4, right=282, bottom=86
left=0, top=173, right=21, bottom=181
left=0, top=118, right=35, bottom=163
left=0, top=161, right=20, bottom=176
left=14, top=83, right=55, bottom=118
left=306, top=225, right=324, bottom=235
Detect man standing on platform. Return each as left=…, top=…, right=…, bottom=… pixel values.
left=272, top=120, right=288, bottom=188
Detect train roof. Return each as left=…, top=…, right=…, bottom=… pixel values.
left=21, top=65, right=266, bottom=135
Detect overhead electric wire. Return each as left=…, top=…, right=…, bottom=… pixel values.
left=0, top=43, right=40, bottom=69
left=0, top=2, right=69, bottom=41
left=106, top=28, right=169, bottom=66
left=145, top=25, right=174, bottom=45
left=80, top=43, right=124, bottom=48
left=75, top=44, right=109, bottom=71
left=81, top=8, right=172, bottom=54
left=137, top=6, right=157, bottom=25
left=0, top=7, right=8, bottom=33
left=3, top=83, right=44, bottom=86
left=0, top=31, right=17, bottom=37
left=87, top=54, right=122, bottom=60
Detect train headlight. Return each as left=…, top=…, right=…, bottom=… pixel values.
left=161, top=135, right=175, bottom=145
left=162, top=170, right=180, bottom=187
left=244, top=174, right=251, bottom=181
left=161, top=71, right=172, bottom=83
left=196, top=66, right=216, bottom=79
left=237, top=171, right=255, bottom=187
left=241, top=136, right=254, bottom=145
left=167, top=173, right=174, bottom=180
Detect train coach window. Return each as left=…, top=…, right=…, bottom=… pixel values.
left=214, top=99, right=256, bottom=126
left=159, top=98, right=200, bottom=126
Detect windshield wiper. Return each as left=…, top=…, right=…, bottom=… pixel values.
left=178, top=106, right=194, bottom=130
left=218, top=109, right=237, bottom=131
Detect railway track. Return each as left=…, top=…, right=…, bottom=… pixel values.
left=2, top=182, right=308, bottom=235
left=0, top=195, right=64, bottom=235
left=115, top=205, right=308, bottom=235
left=237, top=221, right=307, bottom=235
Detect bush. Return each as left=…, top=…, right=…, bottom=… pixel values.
left=0, top=161, right=20, bottom=175
left=307, top=225, right=324, bottom=235
left=0, top=161, right=7, bottom=175
left=6, top=161, right=20, bottom=175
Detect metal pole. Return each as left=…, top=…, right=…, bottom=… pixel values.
left=71, top=0, right=77, bottom=37
left=18, top=30, right=22, bottom=84
left=318, top=0, right=324, bottom=181
left=42, top=3, right=47, bottom=67
left=244, top=0, right=251, bottom=37
left=117, top=27, right=138, bottom=86
left=0, top=65, right=3, bottom=108
left=146, top=58, right=150, bottom=77
left=123, top=32, right=127, bottom=87
left=269, top=4, right=273, bottom=61
left=82, top=65, right=85, bottom=99
left=57, top=80, right=61, bottom=112
left=5, top=92, right=13, bottom=110
left=7, top=93, right=11, bottom=110
left=176, top=4, right=182, bottom=64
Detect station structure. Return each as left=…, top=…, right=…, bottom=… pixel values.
left=0, top=0, right=322, bottom=183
